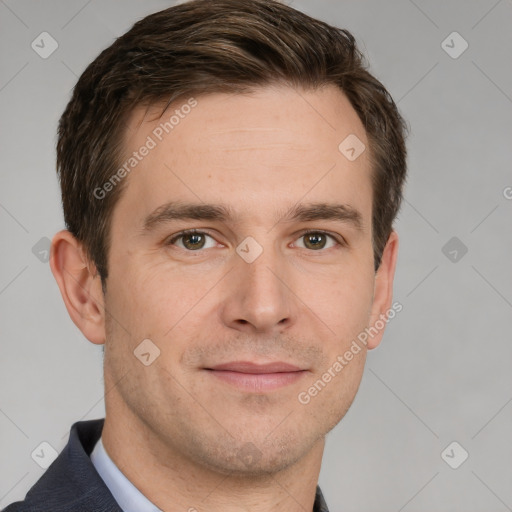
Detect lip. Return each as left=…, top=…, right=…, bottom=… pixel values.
left=208, top=361, right=303, bottom=373
left=205, top=361, right=307, bottom=392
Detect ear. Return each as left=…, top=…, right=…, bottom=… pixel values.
left=49, top=230, right=106, bottom=345
left=366, top=230, right=399, bottom=350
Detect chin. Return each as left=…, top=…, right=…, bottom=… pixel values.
left=191, top=426, right=323, bottom=477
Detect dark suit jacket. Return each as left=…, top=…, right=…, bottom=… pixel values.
left=3, top=418, right=329, bottom=512
left=3, top=419, right=122, bottom=512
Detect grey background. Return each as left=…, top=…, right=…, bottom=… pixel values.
left=1, top=0, right=511, bottom=510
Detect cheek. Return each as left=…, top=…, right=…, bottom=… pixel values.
left=307, top=262, right=375, bottom=341
left=109, top=259, right=226, bottom=372
left=109, top=256, right=178, bottom=331
left=304, top=265, right=373, bottom=417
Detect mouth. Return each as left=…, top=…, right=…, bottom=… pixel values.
left=204, top=361, right=308, bottom=392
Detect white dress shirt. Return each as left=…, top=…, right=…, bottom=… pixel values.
left=90, top=436, right=162, bottom=512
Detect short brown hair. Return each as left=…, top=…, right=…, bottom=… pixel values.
left=56, top=0, right=407, bottom=288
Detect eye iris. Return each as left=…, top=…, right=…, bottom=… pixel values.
left=183, top=233, right=205, bottom=250
left=304, top=233, right=326, bottom=250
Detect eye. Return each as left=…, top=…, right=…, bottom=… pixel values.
left=166, top=230, right=218, bottom=251
left=166, top=229, right=344, bottom=252
left=293, top=230, right=342, bottom=251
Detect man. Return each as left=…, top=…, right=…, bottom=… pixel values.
left=3, top=0, right=407, bottom=510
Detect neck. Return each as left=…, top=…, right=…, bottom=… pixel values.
left=102, top=393, right=324, bottom=512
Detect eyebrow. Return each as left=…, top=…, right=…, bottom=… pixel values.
left=141, top=200, right=364, bottom=233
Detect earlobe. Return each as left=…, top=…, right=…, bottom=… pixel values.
left=49, top=230, right=106, bottom=345
left=366, top=230, right=399, bottom=350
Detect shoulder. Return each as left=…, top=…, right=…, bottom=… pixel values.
left=2, top=419, right=121, bottom=512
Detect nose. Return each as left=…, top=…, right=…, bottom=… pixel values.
left=219, top=243, right=296, bottom=334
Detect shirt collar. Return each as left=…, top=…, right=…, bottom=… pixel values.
left=90, top=436, right=162, bottom=512
left=90, top=436, right=329, bottom=512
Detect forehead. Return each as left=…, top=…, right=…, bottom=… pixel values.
left=113, top=84, right=372, bottom=231
left=126, top=84, right=366, bottom=152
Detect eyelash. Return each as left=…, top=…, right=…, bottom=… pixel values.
left=165, top=229, right=346, bottom=252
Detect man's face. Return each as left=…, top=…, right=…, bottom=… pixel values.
left=102, top=84, right=380, bottom=474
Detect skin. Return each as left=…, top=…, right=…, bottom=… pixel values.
left=50, top=84, right=398, bottom=512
